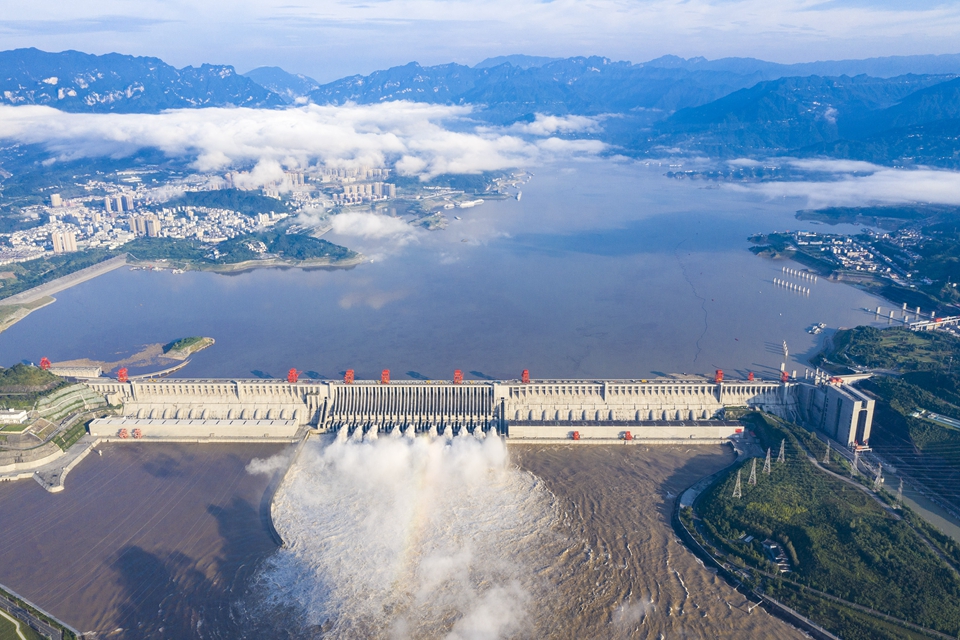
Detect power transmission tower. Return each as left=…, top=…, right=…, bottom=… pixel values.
left=823, top=440, right=831, bottom=464
left=852, top=450, right=860, bottom=477
left=777, top=439, right=785, bottom=464
left=896, top=477, right=904, bottom=508
left=763, top=448, right=772, bottom=474
left=873, top=463, right=883, bottom=491
left=733, top=470, right=742, bottom=499
left=748, top=458, right=758, bottom=485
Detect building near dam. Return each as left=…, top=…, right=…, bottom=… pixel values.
left=82, top=372, right=873, bottom=446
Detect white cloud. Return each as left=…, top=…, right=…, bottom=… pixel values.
left=733, top=166, right=960, bottom=208
left=786, top=158, right=884, bottom=174
left=331, top=211, right=417, bottom=241
left=0, top=102, right=605, bottom=185
left=506, top=114, right=602, bottom=136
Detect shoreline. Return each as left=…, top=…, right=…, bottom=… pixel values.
left=0, top=251, right=367, bottom=335
left=127, top=253, right=367, bottom=274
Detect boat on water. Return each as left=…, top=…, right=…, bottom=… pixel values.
left=807, top=322, right=826, bottom=335
left=516, top=191, right=522, bottom=201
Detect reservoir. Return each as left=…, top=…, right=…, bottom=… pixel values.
left=0, top=159, right=886, bottom=380
left=0, top=159, right=887, bottom=637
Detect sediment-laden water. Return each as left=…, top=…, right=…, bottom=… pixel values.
left=253, top=436, right=803, bottom=639
left=0, top=443, right=287, bottom=639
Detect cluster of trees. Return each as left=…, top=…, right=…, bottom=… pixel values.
left=699, top=414, right=960, bottom=637
left=825, top=326, right=960, bottom=372
left=164, top=189, right=290, bottom=216
left=124, top=232, right=356, bottom=265
left=0, top=248, right=117, bottom=301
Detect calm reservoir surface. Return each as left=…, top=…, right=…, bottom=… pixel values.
left=0, top=159, right=886, bottom=380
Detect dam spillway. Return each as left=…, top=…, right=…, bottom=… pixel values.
left=83, top=375, right=804, bottom=442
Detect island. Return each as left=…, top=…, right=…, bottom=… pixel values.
left=162, top=336, right=215, bottom=360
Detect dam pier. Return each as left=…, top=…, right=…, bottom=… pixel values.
left=81, top=370, right=874, bottom=447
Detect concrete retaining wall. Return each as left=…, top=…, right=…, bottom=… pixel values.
left=508, top=422, right=742, bottom=440
left=89, top=417, right=300, bottom=439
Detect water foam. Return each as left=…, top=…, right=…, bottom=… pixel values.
left=252, top=435, right=558, bottom=638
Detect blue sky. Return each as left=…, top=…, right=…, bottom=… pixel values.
left=0, top=0, right=959, bottom=81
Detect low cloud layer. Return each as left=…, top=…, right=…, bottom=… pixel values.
left=732, top=160, right=960, bottom=209
left=0, top=103, right=604, bottom=182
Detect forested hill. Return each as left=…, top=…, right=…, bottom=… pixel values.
left=0, top=48, right=284, bottom=112
left=648, top=73, right=960, bottom=167
left=306, top=57, right=770, bottom=120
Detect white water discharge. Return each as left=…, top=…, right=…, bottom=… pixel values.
left=254, top=435, right=560, bottom=638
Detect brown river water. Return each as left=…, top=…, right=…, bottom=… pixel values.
left=0, top=439, right=803, bottom=639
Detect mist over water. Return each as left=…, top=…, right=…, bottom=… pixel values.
left=255, top=436, right=562, bottom=638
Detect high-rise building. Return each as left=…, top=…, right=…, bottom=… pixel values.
left=50, top=193, right=62, bottom=207
left=386, top=183, right=396, bottom=198
left=122, top=194, right=135, bottom=212
left=104, top=197, right=114, bottom=214
left=145, top=216, right=161, bottom=238
left=128, top=215, right=147, bottom=236
left=50, top=230, right=77, bottom=254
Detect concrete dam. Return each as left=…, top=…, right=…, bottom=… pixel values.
left=79, top=373, right=839, bottom=444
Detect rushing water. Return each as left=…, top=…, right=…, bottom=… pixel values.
left=251, top=437, right=804, bottom=639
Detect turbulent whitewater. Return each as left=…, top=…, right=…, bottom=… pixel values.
left=253, top=435, right=560, bottom=638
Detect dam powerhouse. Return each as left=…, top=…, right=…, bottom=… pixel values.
left=78, top=368, right=874, bottom=448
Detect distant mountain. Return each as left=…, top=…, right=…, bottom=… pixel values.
left=307, top=53, right=960, bottom=127
left=653, top=74, right=951, bottom=155
left=642, top=73, right=960, bottom=168
left=641, top=53, right=960, bottom=79
left=308, top=57, right=771, bottom=123
left=0, top=48, right=284, bottom=112
left=243, top=66, right=319, bottom=104
left=474, top=55, right=561, bottom=69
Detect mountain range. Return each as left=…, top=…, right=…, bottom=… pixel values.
left=3, top=48, right=960, bottom=167
left=0, top=48, right=282, bottom=112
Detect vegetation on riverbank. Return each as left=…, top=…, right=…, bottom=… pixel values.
left=818, top=325, right=960, bottom=476
left=821, top=326, right=960, bottom=373
left=748, top=232, right=838, bottom=275
left=0, top=248, right=116, bottom=301
left=162, top=336, right=214, bottom=359
left=0, top=231, right=359, bottom=309
left=0, top=364, right=64, bottom=409
left=124, top=232, right=358, bottom=267
left=695, top=413, right=960, bottom=639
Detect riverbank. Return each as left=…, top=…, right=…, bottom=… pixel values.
left=128, top=252, right=367, bottom=274
left=0, top=250, right=366, bottom=336
left=678, top=413, right=960, bottom=640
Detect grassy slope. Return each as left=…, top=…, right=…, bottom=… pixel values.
left=699, top=414, right=960, bottom=638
